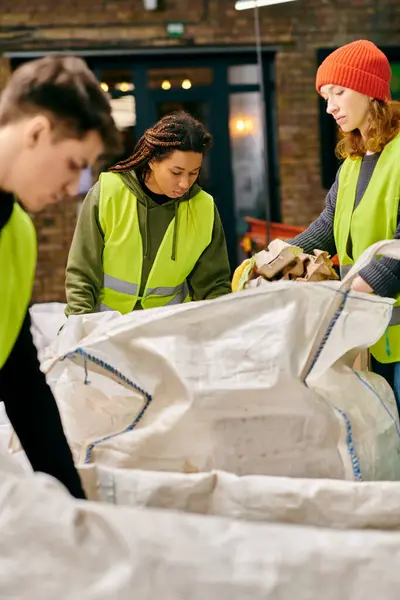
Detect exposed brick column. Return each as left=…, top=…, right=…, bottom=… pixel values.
left=275, top=49, right=325, bottom=227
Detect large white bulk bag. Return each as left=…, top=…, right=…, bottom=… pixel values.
left=29, top=240, right=400, bottom=481
left=80, top=465, right=400, bottom=530
left=1, top=452, right=400, bottom=600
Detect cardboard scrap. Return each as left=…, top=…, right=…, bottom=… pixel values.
left=243, top=240, right=339, bottom=289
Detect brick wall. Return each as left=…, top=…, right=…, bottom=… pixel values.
left=0, top=0, right=399, bottom=301
left=32, top=198, right=82, bottom=303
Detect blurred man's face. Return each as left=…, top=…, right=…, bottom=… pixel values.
left=11, top=116, right=103, bottom=212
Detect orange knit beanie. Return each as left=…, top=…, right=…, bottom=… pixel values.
left=316, top=40, right=391, bottom=102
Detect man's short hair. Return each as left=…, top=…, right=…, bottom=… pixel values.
left=0, top=55, right=121, bottom=156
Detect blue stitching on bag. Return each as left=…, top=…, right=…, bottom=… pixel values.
left=333, top=406, right=363, bottom=481
left=301, top=291, right=364, bottom=479
left=83, top=353, right=91, bottom=385
left=304, top=291, right=349, bottom=382
left=64, top=347, right=152, bottom=463
left=352, top=368, right=400, bottom=439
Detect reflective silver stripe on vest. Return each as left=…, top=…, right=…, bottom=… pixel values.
left=145, top=284, right=184, bottom=297
left=103, top=274, right=138, bottom=296
left=165, top=281, right=190, bottom=306
left=98, top=303, right=114, bottom=312
left=340, top=264, right=352, bottom=279
left=145, top=281, right=189, bottom=305
left=389, top=306, right=400, bottom=327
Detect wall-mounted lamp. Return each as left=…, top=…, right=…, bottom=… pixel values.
left=230, top=117, right=255, bottom=136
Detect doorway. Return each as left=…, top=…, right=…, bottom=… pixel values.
left=88, top=51, right=279, bottom=267
left=11, top=50, right=279, bottom=267
left=156, top=100, right=208, bottom=123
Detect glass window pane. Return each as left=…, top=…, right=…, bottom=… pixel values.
left=78, top=167, right=93, bottom=195
left=110, top=94, right=136, bottom=130
left=229, top=91, right=268, bottom=256
left=228, top=65, right=259, bottom=86
left=148, top=67, right=213, bottom=90
left=96, top=68, right=137, bottom=165
left=108, top=94, right=137, bottom=167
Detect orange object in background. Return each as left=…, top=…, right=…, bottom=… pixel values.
left=241, top=217, right=339, bottom=266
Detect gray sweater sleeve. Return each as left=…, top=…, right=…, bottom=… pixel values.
left=287, top=170, right=339, bottom=258
left=289, top=163, right=400, bottom=298
left=359, top=241, right=400, bottom=298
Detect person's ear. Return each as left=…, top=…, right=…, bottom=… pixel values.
left=23, top=115, right=51, bottom=149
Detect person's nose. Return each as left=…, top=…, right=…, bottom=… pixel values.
left=178, top=174, right=190, bottom=190
left=65, top=173, right=81, bottom=197
left=326, top=98, right=339, bottom=115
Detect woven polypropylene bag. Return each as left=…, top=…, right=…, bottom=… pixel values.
left=29, top=241, right=400, bottom=481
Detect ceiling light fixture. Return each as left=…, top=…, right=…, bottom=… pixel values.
left=116, top=82, right=135, bottom=93
left=143, top=0, right=158, bottom=10
left=235, top=0, right=297, bottom=10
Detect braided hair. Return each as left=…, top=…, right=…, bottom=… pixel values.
left=109, top=111, right=212, bottom=180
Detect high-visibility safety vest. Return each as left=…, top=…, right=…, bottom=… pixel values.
left=0, top=203, right=37, bottom=369
left=97, top=173, right=215, bottom=314
left=334, top=135, right=400, bottom=363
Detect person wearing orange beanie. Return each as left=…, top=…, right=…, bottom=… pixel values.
left=286, top=39, right=400, bottom=411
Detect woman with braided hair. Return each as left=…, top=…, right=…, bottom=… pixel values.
left=65, top=111, right=231, bottom=315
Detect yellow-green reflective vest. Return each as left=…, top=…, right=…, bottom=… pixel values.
left=97, top=173, right=215, bottom=314
left=334, top=135, right=400, bottom=363
left=0, top=203, right=36, bottom=368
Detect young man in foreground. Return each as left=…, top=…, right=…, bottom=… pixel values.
left=0, top=55, right=121, bottom=498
